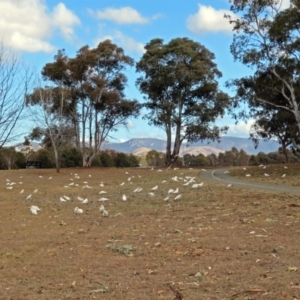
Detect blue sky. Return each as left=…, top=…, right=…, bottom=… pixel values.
left=0, top=0, right=290, bottom=143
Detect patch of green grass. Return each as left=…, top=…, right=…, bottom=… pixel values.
left=106, top=243, right=135, bottom=255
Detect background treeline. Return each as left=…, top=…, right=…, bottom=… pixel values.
left=1, top=145, right=299, bottom=170
left=0, top=146, right=140, bottom=170
left=145, top=147, right=299, bottom=168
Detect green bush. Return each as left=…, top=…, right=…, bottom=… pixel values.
left=35, top=148, right=55, bottom=168
left=60, top=147, right=82, bottom=167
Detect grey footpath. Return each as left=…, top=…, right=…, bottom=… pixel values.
left=199, top=168, right=300, bottom=196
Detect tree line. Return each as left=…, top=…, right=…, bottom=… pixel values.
left=145, top=146, right=300, bottom=168
left=0, top=140, right=300, bottom=170
left=1, top=143, right=298, bottom=170
left=1, top=0, right=300, bottom=172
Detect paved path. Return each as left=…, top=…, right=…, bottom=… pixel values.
left=199, top=168, right=300, bottom=195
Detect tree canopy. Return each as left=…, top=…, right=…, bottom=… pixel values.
left=39, top=40, right=141, bottom=166
left=226, top=0, right=300, bottom=150
left=136, top=37, right=229, bottom=166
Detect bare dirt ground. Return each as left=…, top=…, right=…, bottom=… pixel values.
left=1, top=165, right=300, bottom=300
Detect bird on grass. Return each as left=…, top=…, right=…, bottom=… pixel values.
left=122, top=194, right=127, bottom=201
left=163, top=196, right=169, bottom=201
left=192, top=182, right=203, bottom=188
left=99, top=205, right=105, bottom=213
left=173, top=187, right=179, bottom=194
left=26, top=194, right=32, bottom=200
left=264, top=173, right=270, bottom=177
left=174, top=194, right=182, bottom=201
left=99, top=197, right=109, bottom=202
left=30, top=205, right=41, bottom=215
left=74, top=207, right=83, bottom=214
left=102, top=210, right=109, bottom=217
left=282, top=174, right=286, bottom=178
left=148, top=192, right=155, bottom=197
left=227, top=184, right=232, bottom=188
left=60, top=197, right=67, bottom=202
left=151, top=185, right=158, bottom=191
left=82, top=184, right=92, bottom=189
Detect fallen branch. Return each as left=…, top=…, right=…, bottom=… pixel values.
left=167, top=283, right=184, bottom=300
left=231, top=289, right=266, bottom=298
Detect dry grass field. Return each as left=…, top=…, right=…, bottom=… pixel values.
left=1, top=165, right=300, bottom=300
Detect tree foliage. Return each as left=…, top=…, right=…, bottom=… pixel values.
left=226, top=0, right=300, bottom=150
left=26, top=85, right=75, bottom=172
left=136, top=37, right=229, bottom=166
left=41, top=40, right=141, bottom=167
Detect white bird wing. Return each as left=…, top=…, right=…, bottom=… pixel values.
left=30, top=208, right=37, bottom=214
left=99, top=197, right=109, bottom=201
left=174, top=194, right=181, bottom=200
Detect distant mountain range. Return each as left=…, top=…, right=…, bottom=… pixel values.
left=102, top=137, right=280, bottom=156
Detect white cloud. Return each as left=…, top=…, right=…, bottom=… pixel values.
left=127, top=120, right=135, bottom=128
left=187, top=4, right=236, bottom=34
left=94, top=31, right=145, bottom=54
left=94, top=6, right=149, bottom=24
left=10, top=32, right=55, bottom=53
left=0, top=0, right=80, bottom=52
left=114, top=31, right=145, bottom=54
left=52, top=3, right=81, bottom=41
left=226, top=120, right=255, bottom=138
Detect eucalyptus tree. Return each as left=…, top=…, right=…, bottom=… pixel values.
left=226, top=0, right=300, bottom=150
left=26, top=85, right=73, bottom=172
left=229, top=67, right=299, bottom=162
left=136, top=38, right=229, bottom=166
left=41, top=40, right=141, bottom=167
left=0, top=42, right=35, bottom=147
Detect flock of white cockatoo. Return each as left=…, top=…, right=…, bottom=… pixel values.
left=224, top=165, right=288, bottom=187
left=4, top=168, right=204, bottom=217
left=241, top=165, right=288, bottom=178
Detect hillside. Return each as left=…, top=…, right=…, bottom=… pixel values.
left=131, top=145, right=224, bottom=157
left=103, top=136, right=280, bottom=155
